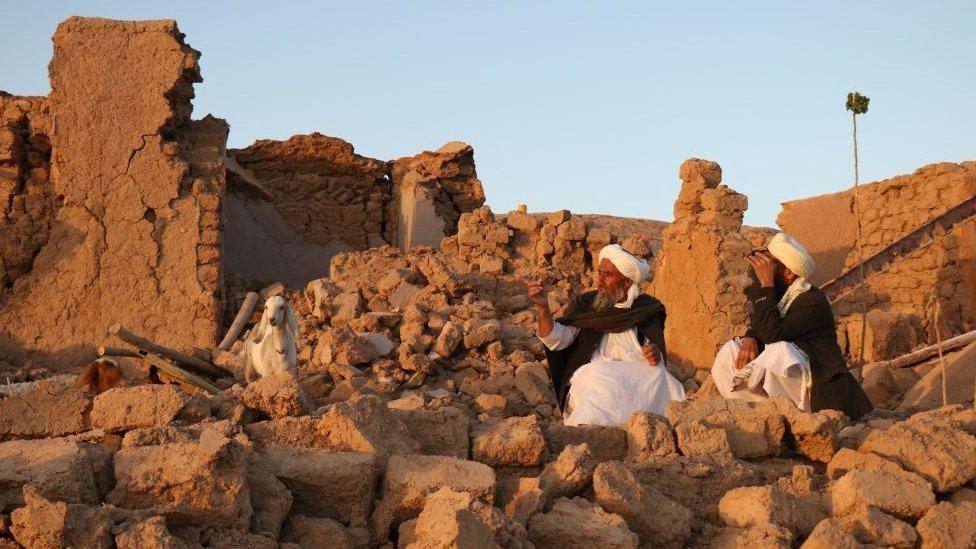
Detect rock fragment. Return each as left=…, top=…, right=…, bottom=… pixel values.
left=472, top=415, right=547, bottom=467
left=91, top=384, right=191, bottom=432
left=252, top=445, right=376, bottom=526
left=10, top=485, right=114, bottom=549
left=624, top=411, right=676, bottom=460
left=528, top=497, right=638, bottom=549
left=593, top=461, right=692, bottom=547
left=830, top=470, right=935, bottom=520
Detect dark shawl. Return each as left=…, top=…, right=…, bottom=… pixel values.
left=744, top=282, right=873, bottom=420
left=543, top=291, right=667, bottom=411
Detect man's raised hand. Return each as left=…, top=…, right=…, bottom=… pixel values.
left=735, top=337, right=759, bottom=370
left=526, top=279, right=548, bottom=308
left=747, top=252, right=777, bottom=288
left=642, top=343, right=661, bottom=366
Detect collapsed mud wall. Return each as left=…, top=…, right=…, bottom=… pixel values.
left=779, top=162, right=976, bottom=361
left=224, top=136, right=485, bottom=289
left=650, top=159, right=754, bottom=375
left=0, top=17, right=227, bottom=368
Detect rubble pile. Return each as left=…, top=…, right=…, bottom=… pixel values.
left=2, top=202, right=975, bottom=548
left=1, top=14, right=975, bottom=549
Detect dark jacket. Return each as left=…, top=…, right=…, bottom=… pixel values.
left=543, top=291, right=667, bottom=411
left=745, top=283, right=873, bottom=420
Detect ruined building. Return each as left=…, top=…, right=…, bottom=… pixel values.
left=1, top=16, right=973, bottom=378
left=0, top=18, right=483, bottom=368
left=1, top=16, right=976, bottom=549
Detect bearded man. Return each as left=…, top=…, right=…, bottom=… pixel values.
left=711, top=232, right=873, bottom=420
left=528, top=244, right=686, bottom=426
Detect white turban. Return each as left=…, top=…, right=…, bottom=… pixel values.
left=767, top=232, right=815, bottom=280
left=597, top=244, right=649, bottom=308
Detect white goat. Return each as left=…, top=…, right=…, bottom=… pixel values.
left=242, top=295, right=299, bottom=383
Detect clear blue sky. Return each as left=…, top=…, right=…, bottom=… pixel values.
left=3, top=2, right=974, bottom=226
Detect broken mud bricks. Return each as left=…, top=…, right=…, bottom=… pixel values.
left=91, top=384, right=191, bottom=432
left=253, top=445, right=376, bottom=526
left=858, top=414, right=976, bottom=492
left=0, top=379, right=91, bottom=440
left=0, top=437, right=104, bottom=508
left=472, top=415, right=548, bottom=467
left=538, top=443, right=598, bottom=503
left=318, top=394, right=421, bottom=461
left=830, top=470, right=935, bottom=520
left=10, top=486, right=114, bottom=549
left=393, top=406, right=469, bottom=458
left=240, top=372, right=310, bottom=419
left=915, top=501, right=976, bottom=549
left=108, top=430, right=252, bottom=529
left=401, top=487, right=531, bottom=548
left=666, top=396, right=844, bottom=462
left=624, top=411, right=677, bottom=461
left=593, top=461, right=692, bottom=547
left=371, top=454, right=494, bottom=543
left=528, top=497, right=639, bottom=549
left=719, top=484, right=825, bottom=538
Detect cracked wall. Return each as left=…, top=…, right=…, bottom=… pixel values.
left=0, top=17, right=227, bottom=368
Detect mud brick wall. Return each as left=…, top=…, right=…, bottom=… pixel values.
left=0, top=94, right=55, bottom=291
left=779, top=162, right=976, bottom=360
left=228, top=134, right=391, bottom=251
left=649, top=159, right=753, bottom=375
left=0, top=17, right=228, bottom=368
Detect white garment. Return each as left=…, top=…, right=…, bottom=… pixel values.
left=778, top=278, right=812, bottom=315
left=711, top=338, right=812, bottom=411
left=539, top=321, right=686, bottom=426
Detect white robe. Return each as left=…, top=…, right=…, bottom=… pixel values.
left=539, top=322, right=686, bottom=426
left=711, top=338, right=812, bottom=411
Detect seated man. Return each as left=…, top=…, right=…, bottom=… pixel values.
left=528, top=244, right=686, bottom=426
left=711, top=232, right=873, bottom=420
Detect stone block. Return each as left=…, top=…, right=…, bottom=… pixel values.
left=528, top=497, right=638, bottom=549
left=472, top=415, right=547, bottom=467
left=593, top=461, right=692, bottom=547
left=253, top=445, right=376, bottom=526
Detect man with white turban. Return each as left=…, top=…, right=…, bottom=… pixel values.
left=527, top=244, right=686, bottom=426
left=711, top=233, right=873, bottom=419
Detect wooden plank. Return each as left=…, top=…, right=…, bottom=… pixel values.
left=109, top=324, right=224, bottom=378
left=867, top=329, right=976, bottom=370
left=218, top=292, right=259, bottom=350
left=139, top=351, right=221, bottom=395
left=98, top=346, right=140, bottom=358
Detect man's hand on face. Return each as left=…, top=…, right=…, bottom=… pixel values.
left=735, top=337, right=759, bottom=370
left=747, top=252, right=777, bottom=288
left=642, top=343, right=661, bottom=366
left=526, top=279, right=549, bottom=309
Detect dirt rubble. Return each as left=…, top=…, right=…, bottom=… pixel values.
left=1, top=197, right=975, bottom=548
left=1, top=14, right=975, bottom=549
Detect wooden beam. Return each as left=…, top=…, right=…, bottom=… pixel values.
left=109, top=324, right=224, bottom=378
left=139, top=351, right=221, bottom=395
left=218, top=292, right=259, bottom=350
left=867, top=329, right=976, bottom=370
left=97, top=346, right=140, bottom=358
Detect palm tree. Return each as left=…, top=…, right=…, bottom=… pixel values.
left=846, top=91, right=869, bottom=366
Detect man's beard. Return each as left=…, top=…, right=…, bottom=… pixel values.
left=593, top=284, right=629, bottom=311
